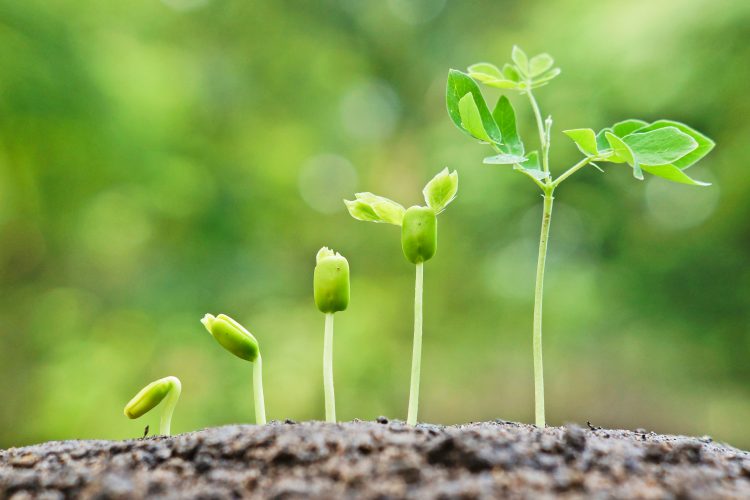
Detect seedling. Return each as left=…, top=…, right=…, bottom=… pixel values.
left=201, top=313, right=267, bottom=424
left=446, top=46, right=714, bottom=427
left=313, top=247, right=350, bottom=423
left=345, top=168, right=458, bottom=425
left=123, top=376, right=181, bottom=436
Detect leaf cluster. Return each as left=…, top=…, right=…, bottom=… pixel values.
left=446, top=46, right=714, bottom=187
left=344, top=168, right=458, bottom=225
left=564, top=120, right=714, bottom=185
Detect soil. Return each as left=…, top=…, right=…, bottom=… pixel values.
left=1, top=419, right=748, bottom=499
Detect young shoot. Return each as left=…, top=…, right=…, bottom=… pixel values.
left=124, top=376, right=181, bottom=437
left=446, top=46, right=715, bottom=427
left=345, top=168, right=458, bottom=425
left=201, top=313, right=266, bottom=424
left=313, top=246, right=350, bottom=423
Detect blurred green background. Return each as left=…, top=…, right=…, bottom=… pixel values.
left=1, top=0, right=748, bottom=449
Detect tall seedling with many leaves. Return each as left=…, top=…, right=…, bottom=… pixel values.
left=446, top=47, right=714, bottom=427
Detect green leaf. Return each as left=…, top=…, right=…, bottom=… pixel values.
left=606, top=131, right=643, bottom=180
left=596, top=128, right=613, bottom=152
left=446, top=69, right=502, bottom=143
left=641, top=164, right=711, bottom=186
left=632, top=120, right=714, bottom=169
left=521, top=151, right=540, bottom=170
left=563, top=128, right=598, bottom=156
left=529, top=53, right=554, bottom=76
left=344, top=199, right=381, bottom=222
left=352, top=193, right=405, bottom=225
left=511, top=46, right=529, bottom=75
left=623, top=127, right=698, bottom=166
left=459, top=94, right=493, bottom=143
left=481, top=79, right=520, bottom=89
left=503, top=64, right=521, bottom=82
left=467, top=62, right=503, bottom=82
left=422, top=168, right=458, bottom=214
left=530, top=67, right=561, bottom=88
left=612, top=119, right=648, bottom=138
left=492, top=96, right=524, bottom=155
left=484, top=153, right=527, bottom=165
left=513, top=164, right=549, bottom=181
left=512, top=151, right=548, bottom=182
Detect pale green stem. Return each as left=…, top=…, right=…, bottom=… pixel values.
left=533, top=191, right=554, bottom=427
left=324, top=312, right=336, bottom=423
left=526, top=89, right=550, bottom=175
left=407, top=262, right=424, bottom=426
left=159, top=377, right=181, bottom=436
left=253, top=355, right=266, bottom=425
left=553, top=157, right=599, bottom=188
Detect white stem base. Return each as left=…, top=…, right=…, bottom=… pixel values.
left=407, top=262, right=424, bottom=426
left=324, top=313, right=336, bottom=423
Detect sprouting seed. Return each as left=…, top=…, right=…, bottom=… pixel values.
left=345, top=167, right=458, bottom=425
left=124, top=376, right=181, bottom=437
left=313, top=246, right=350, bottom=423
left=201, top=313, right=266, bottom=425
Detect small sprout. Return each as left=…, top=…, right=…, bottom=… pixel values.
left=314, top=247, right=350, bottom=314
left=201, top=313, right=266, bottom=424
left=345, top=167, right=458, bottom=425
left=124, top=376, right=181, bottom=437
left=314, top=247, right=350, bottom=422
left=446, top=46, right=714, bottom=427
left=401, top=206, right=437, bottom=264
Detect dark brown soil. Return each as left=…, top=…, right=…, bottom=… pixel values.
left=1, top=419, right=748, bottom=499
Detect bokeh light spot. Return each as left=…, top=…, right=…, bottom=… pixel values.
left=340, top=81, right=400, bottom=142
left=298, top=154, right=358, bottom=214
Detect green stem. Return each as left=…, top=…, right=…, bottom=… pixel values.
left=159, top=377, right=181, bottom=436
left=526, top=89, right=549, bottom=175
left=323, top=312, right=336, bottom=423
left=533, top=191, right=554, bottom=427
left=553, top=156, right=598, bottom=188
left=407, top=262, right=424, bottom=425
left=253, top=355, right=266, bottom=424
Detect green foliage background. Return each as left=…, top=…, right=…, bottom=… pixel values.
left=0, top=0, right=748, bottom=448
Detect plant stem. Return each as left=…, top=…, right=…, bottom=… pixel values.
left=526, top=89, right=549, bottom=174
left=159, top=377, right=181, bottom=436
left=323, top=312, right=336, bottom=423
left=533, top=191, right=554, bottom=427
left=253, top=355, right=267, bottom=425
left=553, top=157, right=597, bottom=188
left=407, top=262, right=424, bottom=426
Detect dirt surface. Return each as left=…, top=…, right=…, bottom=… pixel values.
left=1, top=419, right=749, bottom=499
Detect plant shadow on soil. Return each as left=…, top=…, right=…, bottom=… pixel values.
left=1, top=419, right=749, bottom=499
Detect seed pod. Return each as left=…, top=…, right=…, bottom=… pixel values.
left=124, top=376, right=181, bottom=419
left=201, top=313, right=259, bottom=362
left=314, top=247, right=350, bottom=313
left=401, top=206, right=437, bottom=264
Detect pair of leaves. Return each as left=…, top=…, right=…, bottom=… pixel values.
left=563, top=120, right=714, bottom=186
left=447, top=70, right=543, bottom=181
left=467, top=46, right=561, bottom=91
left=447, top=69, right=502, bottom=145
left=344, top=168, right=458, bottom=225
left=447, top=71, right=525, bottom=156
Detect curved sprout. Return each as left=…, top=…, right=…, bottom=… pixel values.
left=201, top=313, right=266, bottom=424
left=124, top=376, right=181, bottom=436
